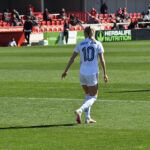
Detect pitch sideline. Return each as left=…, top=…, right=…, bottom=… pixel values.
left=0, top=97, right=149, bottom=103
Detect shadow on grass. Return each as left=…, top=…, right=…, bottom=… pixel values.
left=0, top=123, right=77, bottom=130
left=107, top=89, right=150, bottom=93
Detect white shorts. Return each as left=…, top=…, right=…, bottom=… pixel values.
left=80, top=73, right=98, bottom=86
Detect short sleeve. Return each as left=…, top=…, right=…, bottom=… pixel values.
left=74, top=43, right=80, bottom=53
left=97, top=42, right=104, bottom=54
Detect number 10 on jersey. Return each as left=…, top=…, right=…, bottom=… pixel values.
left=82, top=46, right=95, bottom=62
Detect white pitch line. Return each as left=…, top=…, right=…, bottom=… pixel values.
left=0, top=97, right=149, bottom=103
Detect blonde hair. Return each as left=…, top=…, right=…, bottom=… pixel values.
left=84, top=26, right=95, bottom=40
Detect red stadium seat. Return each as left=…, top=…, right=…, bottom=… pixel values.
left=58, top=27, right=63, bottom=32
left=0, top=22, right=2, bottom=26
left=38, top=21, right=42, bottom=26
left=6, top=23, right=11, bottom=27
left=110, top=13, right=116, bottom=18
left=39, top=28, right=44, bottom=32
left=42, top=21, right=46, bottom=25
left=55, top=20, right=60, bottom=25
left=106, top=19, right=111, bottom=23
left=129, top=13, right=134, bottom=18
left=101, top=19, right=106, bottom=23
left=76, top=26, right=81, bottom=30
left=53, top=28, right=58, bottom=32
left=51, top=20, right=55, bottom=25
left=2, top=22, right=7, bottom=27
left=35, top=14, right=43, bottom=20
left=46, top=21, right=51, bottom=26
left=60, top=20, right=64, bottom=25
left=32, top=26, right=39, bottom=33
left=51, top=15, right=56, bottom=19
left=99, top=14, right=104, bottom=19
left=137, top=13, right=141, bottom=18
left=131, top=18, right=136, bottom=22
left=48, top=27, right=53, bottom=32
left=70, top=26, right=75, bottom=31
left=104, top=14, right=109, bottom=19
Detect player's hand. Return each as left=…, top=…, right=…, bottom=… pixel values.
left=61, top=72, right=67, bottom=79
left=104, top=74, right=108, bottom=83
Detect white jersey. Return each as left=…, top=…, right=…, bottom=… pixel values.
left=74, top=38, right=104, bottom=75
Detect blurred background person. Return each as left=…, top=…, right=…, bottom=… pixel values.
left=69, top=14, right=82, bottom=26
left=2, top=8, right=10, bottom=23
left=58, top=8, right=66, bottom=19
left=43, top=8, right=52, bottom=22
left=12, top=9, right=21, bottom=22
left=8, top=38, right=17, bottom=47
left=62, top=20, right=69, bottom=44
left=90, top=8, right=97, bottom=17
left=23, top=16, right=33, bottom=46
left=100, top=2, right=108, bottom=14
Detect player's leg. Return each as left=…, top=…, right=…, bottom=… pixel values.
left=79, top=85, right=98, bottom=111
left=75, top=75, right=88, bottom=124
left=28, top=32, right=31, bottom=44
left=66, top=32, right=69, bottom=44
left=26, top=32, right=30, bottom=44
left=88, top=84, right=98, bottom=96
left=75, top=74, right=98, bottom=124
left=84, top=85, right=98, bottom=123
left=81, top=85, right=92, bottom=120
left=24, top=32, right=28, bottom=43
left=81, top=85, right=91, bottom=120
left=83, top=74, right=98, bottom=120
left=76, top=74, right=98, bottom=123
left=62, top=32, right=65, bottom=41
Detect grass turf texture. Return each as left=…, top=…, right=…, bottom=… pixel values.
left=0, top=41, right=150, bottom=150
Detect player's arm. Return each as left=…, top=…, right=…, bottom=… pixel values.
left=99, top=53, right=108, bottom=83
left=61, top=52, right=78, bottom=79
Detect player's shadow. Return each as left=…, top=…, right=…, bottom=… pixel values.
left=0, top=123, right=77, bottom=130
left=107, top=89, right=150, bottom=93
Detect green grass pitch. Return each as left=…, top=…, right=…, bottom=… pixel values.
left=0, top=41, right=150, bottom=150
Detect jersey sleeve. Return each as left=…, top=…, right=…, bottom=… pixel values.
left=74, top=43, right=80, bottom=53
left=97, top=42, right=104, bottom=54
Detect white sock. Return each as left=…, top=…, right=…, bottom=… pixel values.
left=85, top=106, right=91, bottom=120
left=80, top=96, right=96, bottom=113
left=85, top=95, right=98, bottom=119
left=76, top=95, right=89, bottom=114
left=84, top=95, right=91, bottom=119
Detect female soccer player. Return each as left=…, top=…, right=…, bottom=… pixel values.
left=61, top=26, right=108, bottom=124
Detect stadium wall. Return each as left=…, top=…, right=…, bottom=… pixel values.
left=0, top=0, right=83, bottom=13
left=85, top=0, right=149, bottom=13
left=45, top=0, right=83, bottom=12
left=0, top=1, right=9, bottom=12
left=0, top=0, right=149, bottom=13
left=0, top=0, right=41, bottom=14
